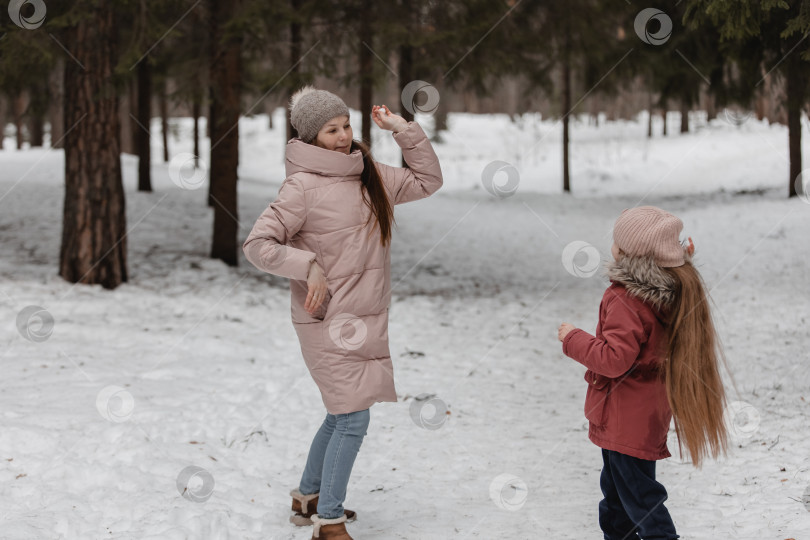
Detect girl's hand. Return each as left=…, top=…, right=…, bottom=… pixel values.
left=305, top=261, right=328, bottom=314
left=686, top=236, right=695, bottom=256
left=372, top=104, right=408, bottom=133
left=558, top=323, right=576, bottom=342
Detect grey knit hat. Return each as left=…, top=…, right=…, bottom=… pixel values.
left=289, top=86, right=350, bottom=143
left=613, top=206, right=686, bottom=267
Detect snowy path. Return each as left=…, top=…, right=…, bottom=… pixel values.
left=1, top=115, right=810, bottom=539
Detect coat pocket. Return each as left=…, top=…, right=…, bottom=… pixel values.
left=309, top=288, right=333, bottom=321
left=583, top=370, right=611, bottom=428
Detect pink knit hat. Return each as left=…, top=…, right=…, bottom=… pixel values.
left=613, top=206, right=685, bottom=267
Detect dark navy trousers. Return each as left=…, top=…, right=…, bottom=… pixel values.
left=599, top=449, right=679, bottom=540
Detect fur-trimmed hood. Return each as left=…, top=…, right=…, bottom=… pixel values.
left=606, top=255, right=687, bottom=312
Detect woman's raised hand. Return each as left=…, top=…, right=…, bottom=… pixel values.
left=372, top=105, right=408, bottom=133
left=305, top=261, right=328, bottom=314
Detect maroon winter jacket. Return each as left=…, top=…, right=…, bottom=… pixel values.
left=563, top=281, right=673, bottom=461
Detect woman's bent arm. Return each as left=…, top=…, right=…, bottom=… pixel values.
left=243, top=178, right=316, bottom=280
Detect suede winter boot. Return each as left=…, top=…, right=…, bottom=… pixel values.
left=290, top=488, right=320, bottom=526
left=290, top=488, right=357, bottom=526
left=311, top=514, right=352, bottom=540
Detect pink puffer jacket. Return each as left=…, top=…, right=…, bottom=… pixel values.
left=243, top=122, right=443, bottom=414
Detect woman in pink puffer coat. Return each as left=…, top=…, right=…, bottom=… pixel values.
left=243, top=87, right=442, bottom=540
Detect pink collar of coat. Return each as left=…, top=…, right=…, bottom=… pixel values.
left=285, top=138, right=364, bottom=178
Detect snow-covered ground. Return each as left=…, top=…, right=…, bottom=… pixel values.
left=1, top=110, right=809, bottom=539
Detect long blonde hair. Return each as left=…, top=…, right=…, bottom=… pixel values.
left=663, top=261, right=729, bottom=467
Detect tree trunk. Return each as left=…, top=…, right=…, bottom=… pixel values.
left=160, top=80, right=169, bottom=162
left=398, top=50, right=413, bottom=125
left=207, top=98, right=213, bottom=139
left=48, top=60, right=65, bottom=148
left=119, top=83, right=135, bottom=155
left=193, top=97, right=201, bottom=168
left=27, top=77, right=50, bottom=148
left=206, top=0, right=219, bottom=207
left=207, top=95, right=215, bottom=206
left=14, top=92, right=26, bottom=149
left=562, top=39, right=571, bottom=193
left=398, top=43, right=413, bottom=166
left=29, top=113, right=44, bottom=147
left=0, top=97, right=6, bottom=150
left=432, top=99, right=447, bottom=143
left=209, top=0, right=241, bottom=266
left=359, top=0, right=373, bottom=146
left=680, top=101, right=689, bottom=134
left=755, top=92, right=767, bottom=122
left=589, top=94, right=600, bottom=127
left=60, top=4, right=127, bottom=289
left=287, top=0, right=301, bottom=144
left=137, top=59, right=152, bottom=192
left=786, top=58, right=804, bottom=198
left=129, top=76, right=139, bottom=154
left=398, top=0, right=413, bottom=167
left=705, top=91, right=716, bottom=121
left=661, top=107, right=667, bottom=136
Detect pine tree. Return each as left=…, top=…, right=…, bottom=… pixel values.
left=633, top=1, right=722, bottom=135
left=686, top=0, right=810, bottom=198
left=486, top=0, right=629, bottom=192
left=208, top=0, right=243, bottom=266
left=58, top=2, right=128, bottom=288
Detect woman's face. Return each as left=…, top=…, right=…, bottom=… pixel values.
left=314, top=115, right=352, bottom=154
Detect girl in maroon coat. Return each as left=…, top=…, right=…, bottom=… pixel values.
left=558, top=206, right=729, bottom=540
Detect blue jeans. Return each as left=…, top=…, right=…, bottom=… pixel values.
left=299, top=409, right=370, bottom=519
left=599, top=449, right=679, bottom=540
